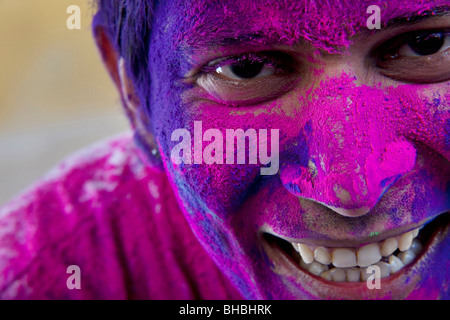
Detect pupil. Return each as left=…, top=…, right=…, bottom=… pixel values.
left=230, top=59, right=264, bottom=79
left=407, top=32, right=445, bottom=56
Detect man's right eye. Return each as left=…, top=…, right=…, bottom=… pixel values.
left=195, top=52, right=300, bottom=106
left=213, top=54, right=280, bottom=81
left=374, top=29, right=450, bottom=84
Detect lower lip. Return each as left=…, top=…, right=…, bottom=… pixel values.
left=260, top=213, right=449, bottom=299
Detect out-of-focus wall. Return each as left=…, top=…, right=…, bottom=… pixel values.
left=0, top=1, right=129, bottom=206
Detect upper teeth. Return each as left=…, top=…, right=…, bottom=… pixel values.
left=292, top=228, right=422, bottom=282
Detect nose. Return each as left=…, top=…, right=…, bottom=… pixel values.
left=280, top=74, right=417, bottom=217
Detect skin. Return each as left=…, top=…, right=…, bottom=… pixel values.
left=98, top=0, right=449, bottom=299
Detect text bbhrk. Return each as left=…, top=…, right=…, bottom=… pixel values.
left=179, top=304, right=272, bottom=317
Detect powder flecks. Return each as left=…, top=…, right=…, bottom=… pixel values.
left=445, top=119, right=450, bottom=150
left=148, top=180, right=161, bottom=199
left=79, top=180, right=118, bottom=203
left=380, top=141, right=417, bottom=176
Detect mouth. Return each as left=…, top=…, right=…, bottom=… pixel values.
left=261, top=211, right=449, bottom=297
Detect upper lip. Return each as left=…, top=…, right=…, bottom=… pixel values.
left=261, top=214, right=442, bottom=248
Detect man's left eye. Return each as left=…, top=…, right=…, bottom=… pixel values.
left=400, top=30, right=449, bottom=57
left=374, top=28, right=450, bottom=84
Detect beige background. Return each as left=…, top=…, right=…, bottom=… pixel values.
left=0, top=1, right=129, bottom=206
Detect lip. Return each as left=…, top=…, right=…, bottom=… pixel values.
left=260, top=212, right=449, bottom=299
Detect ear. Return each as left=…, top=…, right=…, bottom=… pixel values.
left=93, top=25, right=162, bottom=165
left=93, top=25, right=121, bottom=91
left=93, top=25, right=139, bottom=125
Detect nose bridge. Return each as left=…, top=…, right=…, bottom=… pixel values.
left=281, top=75, right=417, bottom=217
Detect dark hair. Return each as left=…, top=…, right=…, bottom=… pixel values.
left=93, top=1, right=154, bottom=109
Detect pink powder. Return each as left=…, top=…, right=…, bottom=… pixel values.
left=0, top=134, right=242, bottom=299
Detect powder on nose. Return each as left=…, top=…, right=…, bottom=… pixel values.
left=380, top=140, right=417, bottom=176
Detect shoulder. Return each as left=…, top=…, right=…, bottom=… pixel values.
left=0, top=133, right=241, bottom=299
left=0, top=133, right=162, bottom=299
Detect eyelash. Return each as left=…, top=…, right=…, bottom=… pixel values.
left=198, top=52, right=295, bottom=78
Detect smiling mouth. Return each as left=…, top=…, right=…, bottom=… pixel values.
left=262, top=212, right=449, bottom=284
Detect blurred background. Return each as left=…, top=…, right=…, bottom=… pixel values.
left=0, top=1, right=129, bottom=206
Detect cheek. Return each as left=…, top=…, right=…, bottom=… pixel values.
left=159, top=99, right=286, bottom=217
left=410, top=83, right=450, bottom=158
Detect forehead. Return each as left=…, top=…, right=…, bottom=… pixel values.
left=153, top=0, right=448, bottom=53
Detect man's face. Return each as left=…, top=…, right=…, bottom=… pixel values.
left=145, top=0, right=449, bottom=299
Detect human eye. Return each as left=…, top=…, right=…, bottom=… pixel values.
left=373, top=28, right=450, bottom=84
left=195, top=51, right=299, bottom=106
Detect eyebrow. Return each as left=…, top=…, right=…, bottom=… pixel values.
left=217, top=34, right=269, bottom=46
left=181, top=5, right=449, bottom=52
left=184, top=31, right=286, bottom=51
left=382, top=6, right=449, bottom=30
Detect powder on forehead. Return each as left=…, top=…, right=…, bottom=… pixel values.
left=154, top=0, right=449, bottom=54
